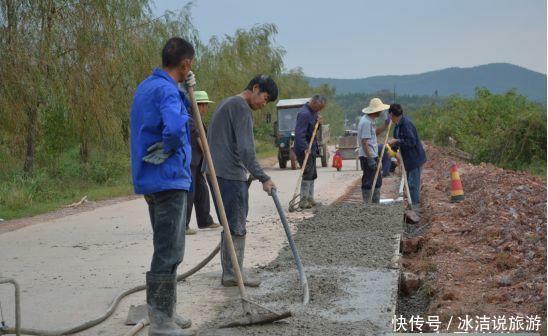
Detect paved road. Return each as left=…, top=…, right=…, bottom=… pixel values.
left=0, top=158, right=362, bottom=335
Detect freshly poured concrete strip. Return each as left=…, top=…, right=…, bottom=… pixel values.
left=200, top=203, right=404, bottom=335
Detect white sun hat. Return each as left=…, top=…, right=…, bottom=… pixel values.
left=362, top=97, right=390, bottom=114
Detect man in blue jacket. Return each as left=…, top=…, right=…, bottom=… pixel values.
left=388, top=104, right=427, bottom=208
left=130, top=37, right=195, bottom=336
left=294, top=95, right=326, bottom=209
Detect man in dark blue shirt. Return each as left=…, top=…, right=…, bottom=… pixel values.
left=294, top=95, right=326, bottom=209
left=130, top=37, right=195, bottom=336
left=388, top=104, right=427, bottom=208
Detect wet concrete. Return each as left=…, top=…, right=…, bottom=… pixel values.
left=199, top=202, right=404, bottom=335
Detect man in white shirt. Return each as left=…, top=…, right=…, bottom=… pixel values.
left=357, top=98, right=390, bottom=203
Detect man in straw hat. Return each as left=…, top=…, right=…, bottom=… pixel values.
left=358, top=97, right=390, bottom=203
left=184, top=90, right=221, bottom=235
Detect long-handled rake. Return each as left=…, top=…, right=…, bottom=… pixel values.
left=288, top=121, right=320, bottom=212
left=187, top=87, right=292, bottom=328
left=368, top=120, right=392, bottom=202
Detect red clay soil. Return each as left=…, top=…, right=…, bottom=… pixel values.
left=402, top=144, right=547, bottom=331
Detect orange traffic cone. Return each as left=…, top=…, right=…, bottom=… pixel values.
left=450, top=162, right=464, bottom=202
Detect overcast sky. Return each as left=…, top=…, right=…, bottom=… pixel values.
left=152, top=0, right=547, bottom=78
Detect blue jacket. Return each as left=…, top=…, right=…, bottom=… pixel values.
left=130, top=68, right=192, bottom=195
left=294, top=103, right=318, bottom=155
left=393, top=115, right=427, bottom=172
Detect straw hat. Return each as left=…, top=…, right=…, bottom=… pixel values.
left=195, top=91, right=214, bottom=104
left=362, top=97, right=389, bottom=114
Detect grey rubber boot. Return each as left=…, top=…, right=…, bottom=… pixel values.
left=221, top=234, right=261, bottom=287
left=308, top=180, right=319, bottom=206
left=372, top=188, right=381, bottom=204
left=362, top=189, right=372, bottom=203
left=172, top=278, right=191, bottom=329
left=146, top=272, right=194, bottom=336
left=299, top=180, right=312, bottom=209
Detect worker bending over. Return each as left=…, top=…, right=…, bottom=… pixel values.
left=294, top=94, right=326, bottom=209
left=388, top=103, right=427, bottom=208
left=206, top=75, right=278, bottom=287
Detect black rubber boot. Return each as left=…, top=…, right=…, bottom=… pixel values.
left=146, top=272, right=194, bottom=336
left=221, top=234, right=261, bottom=287
left=362, top=189, right=372, bottom=203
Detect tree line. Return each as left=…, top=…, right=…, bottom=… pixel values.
left=0, top=0, right=343, bottom=217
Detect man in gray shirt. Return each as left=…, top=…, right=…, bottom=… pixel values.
left=358, top=97, right=390, bottom=203
left=207, top=75, right=278, bottom=287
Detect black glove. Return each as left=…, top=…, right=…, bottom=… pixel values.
left=366, top=157, right=377, bottom=170
left=142, top=142, right=172, bottom=165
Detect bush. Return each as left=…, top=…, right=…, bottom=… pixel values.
left=415, top=88, right=546, bottom=174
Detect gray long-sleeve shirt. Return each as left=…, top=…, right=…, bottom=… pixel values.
left=205, top=95, right=270, bottom=183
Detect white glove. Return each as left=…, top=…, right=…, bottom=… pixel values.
left=185, top=71, right=196, bottom=88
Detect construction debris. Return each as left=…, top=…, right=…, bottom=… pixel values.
left=399, top=144, right=546, bottom=331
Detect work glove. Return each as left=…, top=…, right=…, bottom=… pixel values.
left=142, top=142, right=172, bottom=165
left=185, top=71, right=196, bottom=89
left=366, top=157, right=377, bottom=170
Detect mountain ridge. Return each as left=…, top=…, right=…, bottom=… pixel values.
left=306, top=63, right=546, bottom=102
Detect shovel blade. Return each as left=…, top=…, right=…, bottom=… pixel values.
left=125, top=304, right=149, bottom=325
left=219, top=310, right=292, bottom=328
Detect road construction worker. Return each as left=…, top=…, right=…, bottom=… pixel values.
left=130, top=37, right=195, bottom=336
left=206, top=75, right=278, bottom=287
left=184, top=90, right=220, bottom=235
left=388, top=103, right=427, bottom=208
left=294, top=94, right=326, bottom=209
left=358, top=97, right=390, bottom=203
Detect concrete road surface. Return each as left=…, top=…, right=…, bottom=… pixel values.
left=0, top=159, right=361, bottom=335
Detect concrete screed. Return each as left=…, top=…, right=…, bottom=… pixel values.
left=0, top=158, right=403, bottom=335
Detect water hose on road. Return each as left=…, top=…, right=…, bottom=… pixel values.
left=271, top=189, right=310, bottom=305
left=1, top=244, right=220, bottom=336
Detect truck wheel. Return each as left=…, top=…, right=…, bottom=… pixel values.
left=321, top=145, right=328, bottom=167
left=290, top=149, right=298, bottom=170
left=278, top=152, right=287, bottom=169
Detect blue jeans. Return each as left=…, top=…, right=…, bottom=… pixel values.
left=216, top=177, right=248, bottom=236
left=407, top=167, right=422, bottom=205
left=144, top=189, right=187, bottom=274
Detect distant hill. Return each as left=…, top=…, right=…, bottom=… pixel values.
left=306, top=63, right=546, bottom=103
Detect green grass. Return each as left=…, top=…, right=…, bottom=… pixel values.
left=0, top=176, right=134, bottom=220
left=256, top=139, right=278, bottom=159
left=1, top=141, right=279, bottom=221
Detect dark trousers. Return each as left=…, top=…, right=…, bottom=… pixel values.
left=144, top=189, right=187, bottom=274
left=296, top=152, right=317, bottom=180
left=186, top=164, right=214, bottom=228
left=215, top=177, right=248, bottom=236
left=359, top=156, right=382, bottom=190
left=378, top=144, right=391, bottom=177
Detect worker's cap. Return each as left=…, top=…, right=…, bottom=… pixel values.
left=195, top=91, right=214, bottom=104
left=362, top=97, right=389, bottom=114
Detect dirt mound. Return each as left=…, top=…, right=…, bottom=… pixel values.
left=401, top=144, right=546, bottom=331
